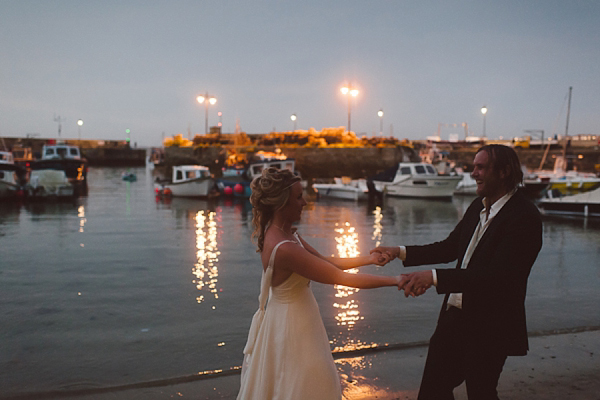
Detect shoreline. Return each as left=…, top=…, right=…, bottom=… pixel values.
left=5, top=325, right=599, bottom=400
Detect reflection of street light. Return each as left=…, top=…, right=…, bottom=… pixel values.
left=197, top=92, right=217, bottom=135
left=290, top=114, right=297, bottom=131
left=377, top=109, right=383, bottom=136
left=77, top=119, right=83, bottom=140
left=481, top=105, right=488, bottom=139
left=217, top=111, right=222, bottom=128
left=340, top=84, right=359, bottom=132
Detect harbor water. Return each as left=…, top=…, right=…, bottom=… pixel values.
left=1, top=166, right=599, bottom=397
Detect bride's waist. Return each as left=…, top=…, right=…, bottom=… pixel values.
left=269, top=285, right=312, bottom=303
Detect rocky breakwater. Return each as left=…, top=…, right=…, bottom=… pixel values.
left=163, top=145, right=418, bottom=181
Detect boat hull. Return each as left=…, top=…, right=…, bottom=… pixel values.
left=538, top=187, right=600, bottom=217
left=313, top=179, right=369, bottom=201
left=155, top=178, right=214, bottom=198
left=26, top=170, right=75, bottom=198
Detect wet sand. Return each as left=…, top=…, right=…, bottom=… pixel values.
left=7, top=329, right=600, bottom=400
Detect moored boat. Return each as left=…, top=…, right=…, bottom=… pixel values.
left=30, top=142, right=88, bottom=196
left=154, top=165, right=215, bottom=198
left=453, top=173, right=477, bottom=196
left=313, top=177, right=369, bottom=201
left=538, top=186, right=600, bottom=217
left=372, top=162, right=462, bottom=199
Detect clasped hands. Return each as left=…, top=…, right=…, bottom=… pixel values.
left=370, top=246, right=434, bottom=298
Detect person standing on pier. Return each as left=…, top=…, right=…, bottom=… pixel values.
left=373, top=144, right=543, bottom=399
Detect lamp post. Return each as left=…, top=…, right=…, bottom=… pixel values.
left=340, top=84, right=359, bottom=133
left=377, top=109, right=383, bottom=136
left=290, top=114, right=297, bottom=131
left=197, top=92, right=217, bottom=135
left=481, top=105, right=488, bottom=139
left=77, top=119, right=83, bottom=141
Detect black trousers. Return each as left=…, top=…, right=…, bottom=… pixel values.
left=417, top=306, right=508, bottom=400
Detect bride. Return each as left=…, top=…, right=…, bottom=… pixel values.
left=237, top=167, right=400, bottom=400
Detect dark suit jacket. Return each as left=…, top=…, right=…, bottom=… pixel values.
left=404, top=188, right=543, bottom=356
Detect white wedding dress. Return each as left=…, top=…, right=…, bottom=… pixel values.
left=237, top=236, right=342, bottom=400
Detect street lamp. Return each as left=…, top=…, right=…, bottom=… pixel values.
left=77, top=119, right=83, bottom=141
left=290, top=114, right=297, bottom=131
left=340, top=84, right=359, bottom=133
left=197, top=92, right=217, bottom=135
left=377, top=109, right=384, bottom=136
left=481, top=105, right=488, bottom=139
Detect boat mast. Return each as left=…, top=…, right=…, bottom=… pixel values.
left=562, top=86, right=572, bottom=160
left=565, top=86, right=572, bottom=139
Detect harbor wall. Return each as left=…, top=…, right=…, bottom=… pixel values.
left=163, top=146, right=419, bottom=180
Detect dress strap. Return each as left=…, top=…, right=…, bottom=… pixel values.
left=242, top=240, right=295, bottom=356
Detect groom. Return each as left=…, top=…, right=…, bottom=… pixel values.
left=373, top=145, right=542, bottom=399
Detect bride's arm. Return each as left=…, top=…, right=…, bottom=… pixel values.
left=296, top=234, right=389, bottom=270
left=276, top=242, right=399, bottom=289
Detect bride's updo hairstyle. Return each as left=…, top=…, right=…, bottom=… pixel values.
left=250, top=167, right=301, bottom=252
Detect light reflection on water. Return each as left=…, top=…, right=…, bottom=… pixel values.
left=192, top=210, right=221, bottom=306
left=333, top=222, right=361, bottom=331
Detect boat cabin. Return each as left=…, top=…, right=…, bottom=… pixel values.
left=247, top=159, right=296, bottom=180
left=397, top=163, right=439, bottom=176
left=41, top=144, right=82, bottom=160
left=172, top=165, right=211, bottom=183
left=0, top=151, right=15, bottom=164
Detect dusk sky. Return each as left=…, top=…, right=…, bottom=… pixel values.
left=1, top=1, right=599, bottom=147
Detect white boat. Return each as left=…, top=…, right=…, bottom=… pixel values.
left=453, top=173, right=477, bottom=196
left=372, top=162, right=462, bottom=199
left=154, top=165, right=215, bottom=197
left=314, top=177, right=369, bottom=201
left=538, top=186, right=600, bottom=217
left=0, top=151, right=22, bottom=199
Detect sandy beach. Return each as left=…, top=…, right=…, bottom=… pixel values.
left=11, top=327, right=598, bottom=400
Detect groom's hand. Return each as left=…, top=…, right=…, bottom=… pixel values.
left=371, top=251, right=391, bottom=266
left=370, top=246, right=400, bottom=261
left=401, top=271, right=433, bottom=298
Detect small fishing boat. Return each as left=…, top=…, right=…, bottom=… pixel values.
left=371, top=162, right=462, bottom=199
left=538, top=186, right=600, bottom=217
left=154, top=165, right=215, bottom=198
left=122, top=172, right=137, bottom=182
left=453, top=173, right=477, bottom=196
left=30, top=142, right=88, bottom=195
left=313, top=177, right=369, bottom=201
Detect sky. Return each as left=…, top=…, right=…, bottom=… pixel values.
left=1, top=0, right=599, bottom=147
